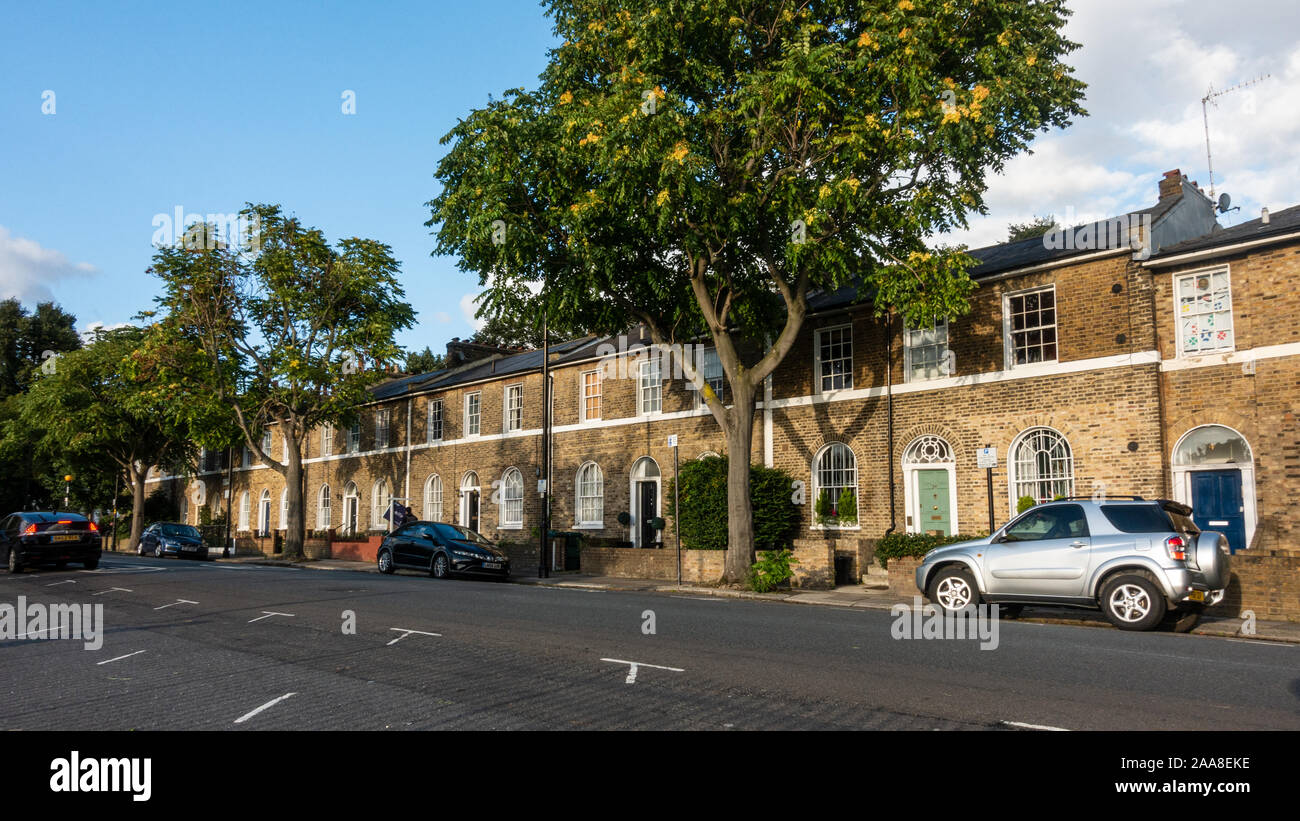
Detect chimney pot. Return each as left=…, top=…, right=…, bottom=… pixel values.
left=1262, top=207, right=1270, bottom=224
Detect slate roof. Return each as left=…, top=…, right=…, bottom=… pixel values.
left=1150, top=204, right=1300, bottom=259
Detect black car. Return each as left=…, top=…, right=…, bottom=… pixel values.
left=138, top=522, right=208, bottom=559
left=377, top=521, right=510, bottom=579
left=1, top=512, right=102, bottom=573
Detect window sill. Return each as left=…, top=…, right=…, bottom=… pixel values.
left=809, top=524, right=862, bottom=531
left=573, top=522, right=604, bottom=530
left=497, top=523, right=523, bottom=530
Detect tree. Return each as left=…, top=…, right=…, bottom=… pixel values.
left=471, top=301, right=599, bottom=348
left=404, top=346, right=447, bottom=374
left=1007, top=215, right=1059, bottom=243
left=146, top=205, right=415, bottom=559
left=429, top=0, right=1086, bottom=582
left=20, top=326, right=191, bottom=550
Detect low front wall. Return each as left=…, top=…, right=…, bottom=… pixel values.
left=580, top=546, right=726, bottom=584
left=329, top=537, right=382, bottom=563
left=1211, top=547, right=1300, bottom=623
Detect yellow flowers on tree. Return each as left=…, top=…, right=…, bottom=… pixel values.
left=429, top=0, right=1086, bottom=583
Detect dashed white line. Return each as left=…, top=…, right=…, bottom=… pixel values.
left=247, top=611, right=295, bottom=623
left=46, top=580, right=76, bottom=587
left=387, top=627, right=443, bottom=646
left=1223, top=638, right=1293, bottom=647
left=97, top=650, right=146, bottom=666
left=234, top=692, right=298, bottom=724
left=154, top=599, right=199, bottom=610
left=999, top=720, right=1071, bottom=732
left=91, top=587, right=133, bottom=596
left=600, top=657, right=685, bottom=684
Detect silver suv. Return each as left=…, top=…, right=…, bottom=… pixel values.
left=914, top=498, right=1231, bottom=632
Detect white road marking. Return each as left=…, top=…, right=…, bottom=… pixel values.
left=46, top=580, right=76, bottom=587
left=669, top=595, right=726, bottom=602
left=91, top=587, right=133, bottom=596
left=999, top=720, right=1071, bottom=732
left=234, top=692, right=297, bottom=725
left=387, top=628, right=442, bottom=646
left=600, top=657, right=685, bottom=684
left=154, top=599, right=199, bottom=610
left=247, top=611, right=295, bottom=623
left=1223, top=638, right=1293, bottom=647
left=97, top=650, right=146, bottom=666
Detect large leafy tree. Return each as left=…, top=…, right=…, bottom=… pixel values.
left=430, top=0, right=1086, bottom=582
left=146, top=205, right=415, bottom=559
left=21, top=327, right=191, bottom=549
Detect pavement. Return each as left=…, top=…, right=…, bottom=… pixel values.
left=109, top=547, right=1300, bottom=644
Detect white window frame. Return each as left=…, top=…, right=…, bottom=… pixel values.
left=238, top=491, right=250, bottom=531
left=637, top=358, right=662, bottom=416
left=318, top=484, right=332, bottom=529
left=504, top=384, right=524, bottom=433
left=321, top=424, right=334, bottom=456
left=347, top=422, right=361, bottom=454
left=279, top=487, right=288, bottom=530
left=811, top=442, right=859, bottom=530
left=694, top=346, right=725, bottom=408
left=342, top=482, right=359, bottom=535
left=580, top=369, right=601, bottom=422
left=258, top=489, right=271, bottom=536
left=261, top=430, right=272, bottom=457
left=901, top=435, right=959, bottom=536
left=1003, top=285, right=1058, bottom=370
left=465, top=392, right=481, bottom=437
left=575, top=461, right=605, bottom=528
left=1007, top=426, right=1075, bottom=514
left=371, top=479, right=393, bottom=532
left=499, top=468, right=524, bottom=529
left=1174, top=265, right=1235, bottom=358
left=375, top=409, right=391, bottom=449
left=814, top=325, right=854, bottom=393
left=903, top=319, right=950, bottom=383
left=424, top=474, right=443, bottom=521
left=427, top=399, right=443, bottom=443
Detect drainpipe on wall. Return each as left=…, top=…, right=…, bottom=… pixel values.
left=884, top=315, right=897, bottom=537
left=403, top=396, right=412, bottom=511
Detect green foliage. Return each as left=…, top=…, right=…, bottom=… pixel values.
left=749, top=549, right=798, bottom=593
left=1017, top=495, right=1037, bottom=513
left=1006, top=215, right=1060, bottom=243
left=404, top=346, right=446, bottom=375
left=875, top=532, right=978, bottom=569
left=0, top=298, right=81, bottom=399
left=835, top=488, right=858, bottom=524
left=814, top=488, right=833, bottom=525
left=142, top=488, right=178, bottom=524
left=667, top=456, right=800, bottom=552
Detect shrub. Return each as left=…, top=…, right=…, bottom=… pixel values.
left=749, top=549, right=798, bottom=593
left=814, top=488, right=833, bottom=525
left=1016, top=495, right=1037, bottom=513
left=874, top=531, right=978, bottom=568
left=666, top=455, right=800, bottom=552
left=835, top=488, right=857, bottom=524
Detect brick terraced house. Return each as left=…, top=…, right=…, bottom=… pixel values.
left=146, top=170, right=1300, bottom=607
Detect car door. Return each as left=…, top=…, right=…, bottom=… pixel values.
left=140, top=524, right=156, bottom=553
left=390, top=524, right=421, bottom=567
left=982, top=504, right=1092, bottom=598
left=411, top=524, right=440, bottom=569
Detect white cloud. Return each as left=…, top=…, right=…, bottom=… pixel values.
left=0, top=226, right=97, bottom=304
left=79, top=320, right=135, bottom=343
left=459, top=292, right=485, bottom=331
left=434, top=311, right=452, bottom=323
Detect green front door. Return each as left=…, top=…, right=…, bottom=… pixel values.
left=917, top=469, right=952, bottom=536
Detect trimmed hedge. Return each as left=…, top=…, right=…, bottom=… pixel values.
left=874, top=531, right=978, bottom=568
left=666, top=455, right=800, bottom=552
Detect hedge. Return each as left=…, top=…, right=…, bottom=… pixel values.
left=874, top=531, right=979, bottom=568
left=666, top=455, right=800, bottom=552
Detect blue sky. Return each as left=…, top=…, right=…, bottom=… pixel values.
left=2, top=1, right=1298, bottom=350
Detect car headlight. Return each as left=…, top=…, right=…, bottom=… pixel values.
left=451, top=549, right=480, bottom=560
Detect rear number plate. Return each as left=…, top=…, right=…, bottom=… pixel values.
left=52, top=535, right=78, bottom=542
left=483, top=562, right=501, bottom=570
left=1188, top=590, right=1206, bottom=602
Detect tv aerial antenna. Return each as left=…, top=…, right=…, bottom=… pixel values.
left=1201, top=74, right=1270, bottom=202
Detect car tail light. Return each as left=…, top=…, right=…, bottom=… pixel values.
left=89, top=522, right=98, bottom=533
left=1166, top=535, right=1187, bottom=561
left=57, top=519, right=71, bottom=524
left=22, top=523, right=37, bottom=535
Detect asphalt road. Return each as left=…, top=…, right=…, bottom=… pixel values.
left=1, top=555, right=1297, bottom=730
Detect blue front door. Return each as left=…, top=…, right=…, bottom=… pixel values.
left=1190, top=469, right=1246, bottom=553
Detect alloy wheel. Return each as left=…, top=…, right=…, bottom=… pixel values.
left=1108, top=583, right=1151, bottom=622
left=935, top=576, right=973, bottom=610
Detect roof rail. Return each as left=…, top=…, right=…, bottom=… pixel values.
left=1054, top=495, right=1146, bottom=501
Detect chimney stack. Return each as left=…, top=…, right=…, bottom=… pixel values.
left=1262, top=207, right=1270, bottom=224
left=1158, top=169, right=1185, bottom=201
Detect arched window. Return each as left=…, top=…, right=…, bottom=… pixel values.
left=424, top=475, right=443, bottom=522
left=903, top=435, right=954, bottom=465
left=462, top=471, right=479, bottom=491
left=1010, top=427, right=1074, bottom=508
left=238, top=491, right=250, bottom=531
left=318, top=484, right=332, bottom=529
left=813, top=443, right=858, bottom=526
left=500, top=468, right=524, bottom=527
left=371, top=479, right=392, bottom=531
left=576, top=462, right=604, bottom=527
left=258, top=489, right=271, bottom=535
left=1173, top=425, right=1251, bottom=466
left=697, top=451, right=720, bottom=460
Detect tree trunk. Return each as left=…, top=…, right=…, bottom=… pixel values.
left=722, top=381, right=758, bottom=584
left=128, top=468, right=147, bottom=553
left=282, top=435, right=304, bottom=560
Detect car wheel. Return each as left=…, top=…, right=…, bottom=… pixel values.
left=377, top=550, right=394, bottom=574
left=7, top=548, right=22, bottom=574
left=927, top=566, right=979, bottom=614
left=1100, top=574, right=1166, bottom=631
left=155, top=544, right=164, bottom=558
left=431, top=553, right=450, bottom=579
left=83, top=557, right=98, bottom=570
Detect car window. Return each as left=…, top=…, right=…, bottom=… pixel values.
left=1100, top=505, right=1176, bottom=533
left=431, top=523, right=490, bottom=545
left=1004, top=504, right=1089, bottom=541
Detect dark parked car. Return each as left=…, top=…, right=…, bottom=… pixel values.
left=377, top=521, right=510, bottom=580
left=138, top=522, right=209, bottom=559
left=1, top=512, right=101, bottom=572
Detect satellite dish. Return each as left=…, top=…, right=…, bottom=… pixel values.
left=1217, top=193, right=1232, bottom=213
